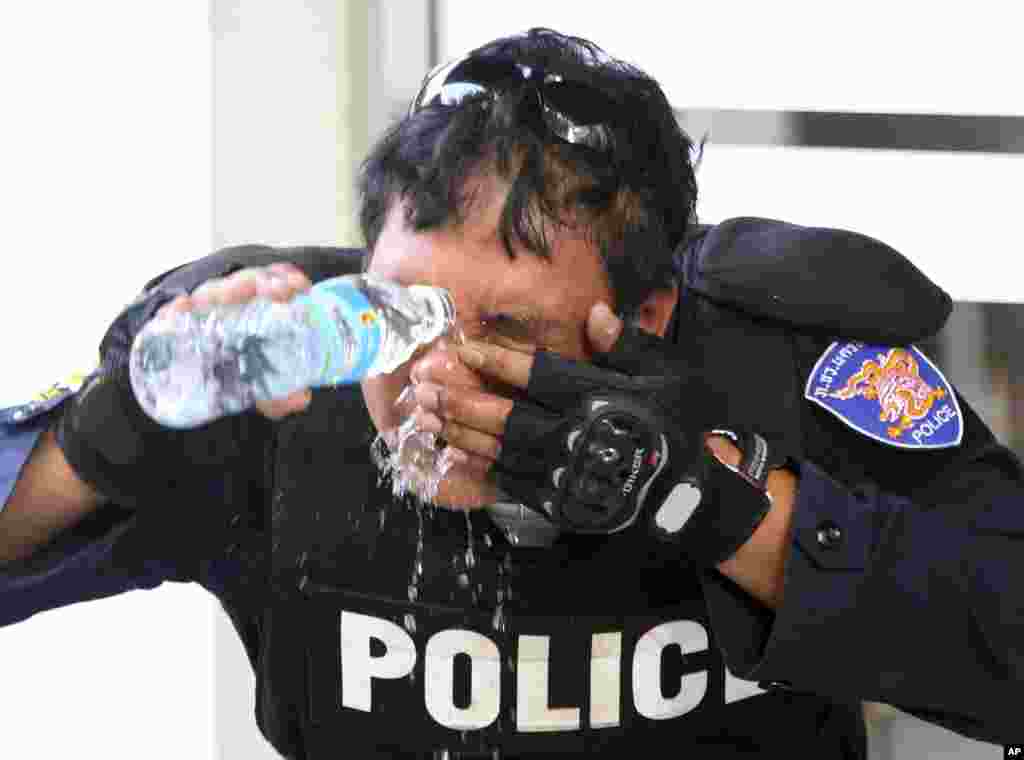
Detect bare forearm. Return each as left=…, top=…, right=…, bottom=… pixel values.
left=714, top=468, right=796, bottom=608
left=706, top=436, right=797, bottom=609
left=0, top=424, right=107, bottom=565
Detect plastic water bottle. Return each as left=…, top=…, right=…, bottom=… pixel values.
left=129, top=274, right=456, bottom=429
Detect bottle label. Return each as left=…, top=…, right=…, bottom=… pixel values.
left=298, top=279, right=383, bottom=385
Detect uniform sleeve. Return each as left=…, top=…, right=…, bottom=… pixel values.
left=0, top=402, right=187, bottom=627
left=699, top=449, right=1023, bottom=745
left=0, top=245, right=301, bottom=627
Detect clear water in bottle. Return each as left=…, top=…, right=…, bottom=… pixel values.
left=130, top=274, right=455, bottom=429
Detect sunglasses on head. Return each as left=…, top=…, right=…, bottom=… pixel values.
left=409, top=55, right=618, bottom=153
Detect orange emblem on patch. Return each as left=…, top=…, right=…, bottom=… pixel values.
left=828, top=348, right=947, bottom=439
left=360, top=310, right=377, bottom=327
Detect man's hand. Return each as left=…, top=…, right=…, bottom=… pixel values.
left=155, top=262, right=315, bottom=420
left=55, top=262, right=317, bottom=513
left=412, top=301, right=783, bottom=568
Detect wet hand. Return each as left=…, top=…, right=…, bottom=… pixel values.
left=410, top=301, right=624, bottom=478
left=413, top=300, right=748, bottom=538
left=403, top=336, right=518, bottom=510
left=409, top=332, right=534, bottom=473
left=154, top=262, right=315, bottom=421
left=412, top=301, right=712, bottom=465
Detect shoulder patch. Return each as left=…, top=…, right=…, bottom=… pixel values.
left=0, top=366, right=97, bottom=426
left=804, top=342, right=962, bottom=449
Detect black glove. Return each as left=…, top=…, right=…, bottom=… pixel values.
left=494, top=323, right=778, bottom=566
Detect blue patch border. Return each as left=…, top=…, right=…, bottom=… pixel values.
left=804, top=342, right=963, bottom=450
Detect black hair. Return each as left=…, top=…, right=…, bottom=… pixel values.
left=357, top=28, right=697, bottom=316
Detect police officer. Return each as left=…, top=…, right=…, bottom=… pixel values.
left=1, top=28, right=1021, bottom=759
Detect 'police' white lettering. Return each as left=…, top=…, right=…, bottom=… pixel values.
left=911, top=403, right=957, bottom=443
left=341, top=611, right=416, bottom=712
left=424, top=629, right=501, bottom=730
left=632, top=621, right=708, bottom=720
left=590, top=632, right=622, bottom=728
left=335, top=612, right=730, bottom=732
left=517, top=635, right=581, bottom=732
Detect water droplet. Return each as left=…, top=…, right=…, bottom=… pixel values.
left=403, top=612, right=417, bottom=634
left=483, top=533, right=493, bottom=548
left=410, top=506, right=425, bottom=584
left=463, top=510, right=477, bottom=569
left=407, top=584, right=418, bottom=602
left=370, top=391, right=457, bottom=505
left=456, top=573, right=470, bottom=589
left=492, top=603, right=506, bottom=633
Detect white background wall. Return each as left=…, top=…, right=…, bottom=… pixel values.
left=441, top=2, right=1024, bottom=115
left=213, top=0, right=346, bottom=250
left=441, top=0, right=1024, bottom=303
left=1, top=2, right=424, bottom=758
left=0, top=3, right=217, bottom=759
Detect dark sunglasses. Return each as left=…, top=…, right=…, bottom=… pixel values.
left=409, top=55, right=618, bottom=152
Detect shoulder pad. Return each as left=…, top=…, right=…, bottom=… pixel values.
left=684, top=217, right=952, bottom=344
left=99, top=245, right=367, bottom=371
left=139, top=244, right=366, bottom=294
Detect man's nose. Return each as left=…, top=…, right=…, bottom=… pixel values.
left=410, top=339, right=482, bottom=389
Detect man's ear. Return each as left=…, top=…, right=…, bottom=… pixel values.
left=634, top=284, right=679, bottom=337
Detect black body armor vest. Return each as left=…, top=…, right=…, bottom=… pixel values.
left=107, top=221, right=992, bottom=759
